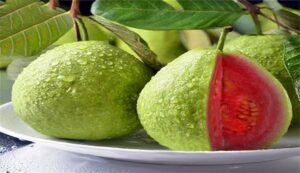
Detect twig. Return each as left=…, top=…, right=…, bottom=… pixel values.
left=259, top=7, right=280, bottom=29
left=238, top=0, right=262, bottom=35
left=70, top=0, right=82, bottom=41
left=49, top=0, right=58, bottom=9
left=70, top=0, right=80, bottom=18
left=259, top=12, right=300, bottom=34
left=238, top=0, right=300, bottom=34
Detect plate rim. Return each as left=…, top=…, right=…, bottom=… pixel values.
left=1, top=102, right=300, bottom=155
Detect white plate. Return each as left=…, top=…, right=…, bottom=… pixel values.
left=0, top=102, right=299, bottom=165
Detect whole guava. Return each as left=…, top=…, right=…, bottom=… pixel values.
left=12, top=41, right=153, bottom=140
left=116, top=28, right=186, bottom=65
left=225, top=35, right=300, bottom=126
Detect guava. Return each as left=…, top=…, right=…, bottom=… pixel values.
left=54, top=16, right=115, bottom=45
left=137, top=48, right=292, bottom=151
left=225, top=35, right=300, bottom=126
left=116, top=28, right=186, bottom=65
left=12, top=41, right=153, bottom=140
left=180, top=30, right=212, bottom=50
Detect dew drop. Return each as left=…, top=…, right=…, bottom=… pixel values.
left=45, top=77, right=50, bottom=82
left=77, top=58, right=88, bottom=65
left=71, top=89, right=76, bottom=94
left=188, top=123, right=195, bottom=129
left=159, top=113, right=165, bottom=118
left=64, top=75, right=75, bottom=82
left=66, top=87, right=72, bottom=93
left=57, top=75, right=65, bottom=80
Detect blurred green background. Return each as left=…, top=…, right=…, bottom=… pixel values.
left=0, top=71, right=13, bottom=104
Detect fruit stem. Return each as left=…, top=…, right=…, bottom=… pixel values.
left=216, top=26, right=233, bottom=52
left=49, top=0, right=58, bottom=9
left=238, top=0, right=262, bottom=35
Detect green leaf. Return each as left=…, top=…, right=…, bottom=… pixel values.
left=0, top=0, right=73, bottom=60
left=283, top=35, right=300, bottom=100
left=89, top=16, right=163, bottom=70
left=276, top=9, right=300, bottom=31
left=91, top=0, right=245, bottom=30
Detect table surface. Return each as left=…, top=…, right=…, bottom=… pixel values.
left=1, top=70, right=300, bottom=173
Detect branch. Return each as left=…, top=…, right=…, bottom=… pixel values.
left=70, top=0, right=80, bottom=18
left=238, top=0, right=262, bottom=35
left=259, top=12, right=300, bottom=34
left=49, top=0, right=58, bottom=9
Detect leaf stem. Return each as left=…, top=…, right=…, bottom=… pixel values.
left=238, top=0, right=262, bottom=35
left=216, top=26, right=233, bottom=52
left=49, top=0, right=58, bottom=9
left=88, top=16, right=163, bottom=70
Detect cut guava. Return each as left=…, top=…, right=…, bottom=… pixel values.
left=225, top=35, right=300, bottom=126
left=137, top=49, right=292, bottom=151
left=208, top=53, right=291, bottom=150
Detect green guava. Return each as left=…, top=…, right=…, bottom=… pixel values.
left=116, top=28, right=186, bottom=65
left=12, top=41, right=153, bottom=140
left=225, top=35, right=300, bottom=126
left=180, top=30, right=212, bottom=50
left=137, top=48, right=292, bottom=151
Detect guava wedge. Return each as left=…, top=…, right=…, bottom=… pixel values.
left=137, top=49, right=292, bottom=151
left=225, top=35, right=300, bottom=126
left=208, top=53, right=292, bottom=150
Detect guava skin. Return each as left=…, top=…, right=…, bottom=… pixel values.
left=117, top=29, right=186, bottom=65
left=225, top=35, right=300, bottom=126
left=138, top=49, right=216, bottom=150
left=12, top=41, right=153, bottom=140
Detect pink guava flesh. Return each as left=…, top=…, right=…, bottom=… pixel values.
left=207, top=54, right=286, bottom=150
